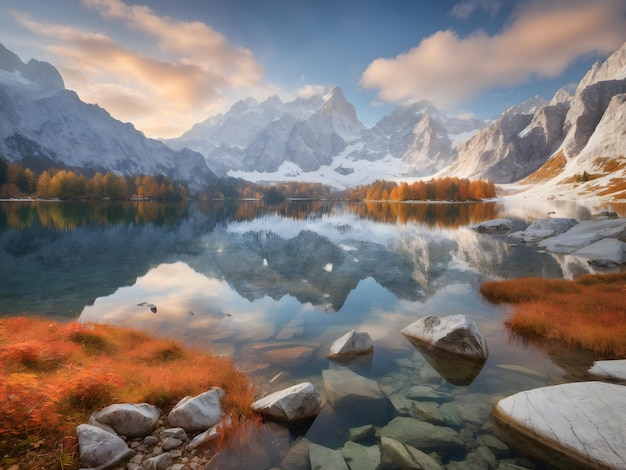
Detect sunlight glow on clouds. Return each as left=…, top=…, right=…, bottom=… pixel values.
left=361, top=0, right=626, bottom=109
left=10, top=0, right=264, bottom=138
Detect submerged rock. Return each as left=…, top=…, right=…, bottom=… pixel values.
left=376, top=416, right=464, bottom=451
left=401, top=314, right=488, bottom=359
left=494, top=381, right=626, bottom=469
left=309, top=443, right=350, bottom=470
left=380, top=436, right=444, bottom=470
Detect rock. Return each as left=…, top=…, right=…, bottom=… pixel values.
left=329, top=329, right=374, bottom=356
left=251, top=382, right=321, bottom=423
left=538, top=218, right=626, bottom=253
left=281, top=437, right=313, bottom=470
left=159, top=427, right=188, bottom=441
left=410, top=401, right=446, bottom=426
left=470, top=219, right=512, bottom=233
left=401, top=314, right=488, bottom=359
left=588, top=359, right=626, bottom=380
left=476, top=433, right=510, bottom=458
left=188, top=426, right=220, bottom=449
left=510, top=218, right=578, bottom=244
left=92, top=403, right=161, bottom=438
left=141, top=452, right=173, bottom=470
left=493, top=381, right=626, bottom=469
left=309, top=443, right=350, bottom=470
left=380, top=436, right=444, bottom=470
left=574, top=237, right=625, bottom=265
left=167, top=387, right=224, bottom=433
left=376, top=416, right=464, bottom=451
left=76, top=423, right=135, bottom=469
left=322, top=367, right=390, bottom=425
left=347, top=424, right=376, bottom=442
left=341, top=441, right=381, bottom=470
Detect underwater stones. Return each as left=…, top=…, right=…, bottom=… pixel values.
left=348, top=424, right=376, bottom=442
left=341, top=441, right=381, bottom=470
left=167, top=387, right=224, bottom=433
left=376, top=416, right=464, bottom=452
left=494, top=381, right=626, bottom=470
left=309, top=443, right=350, bottom=470
left=251, top=381, right=321, bottom=423
left=91, top=403, right=161, bottom=438
left=328, top=329, right=374, bottom=357
left=401, top=315, right=488, bottom=359
left=77, top=423, right=135, bottom=469
left=380, top=436, right=444, bottom=470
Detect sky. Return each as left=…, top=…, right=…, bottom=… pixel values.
left=1, top=0, right=625, bottom=139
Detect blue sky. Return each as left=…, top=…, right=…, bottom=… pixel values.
left=1, top=0, right=625, bottom=138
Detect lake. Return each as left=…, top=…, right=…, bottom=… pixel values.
left=1, top=199, right=625, bottom=468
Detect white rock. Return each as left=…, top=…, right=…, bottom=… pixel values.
left=167, top=387, right=224, bottom=433
left=188, top=426, right=221, bottom=449
left=329, top=329, right=374, bottom=356
left=251, top=382, right=321, bottom=423
left=76, top=423, right=135, bottom=469
left=538, top=218, right=626, bottom=253
left=401, top=314, right=488, bottom=359
left=91, top=403, right=161, bottom=438
left=588, top=359, right=626, bottom=380
left=510, top=218, right=578, bottom=244
left=573, top=237, right=625, bottom=265
left=494, top=382, right=626, bottom=469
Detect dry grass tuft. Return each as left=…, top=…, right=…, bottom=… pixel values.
left=521, top=151, right=566, bottom=183
left=480, top=273, right=626, bottom=357
left=0, top=317, right=256, bottom=468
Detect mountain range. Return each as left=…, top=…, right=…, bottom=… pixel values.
left=1, top=41, right=625, bottom=199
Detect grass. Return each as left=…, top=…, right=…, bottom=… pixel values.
left=480, top=273, right=626, bottom=358
left=0, top=317, right=256, bottom=469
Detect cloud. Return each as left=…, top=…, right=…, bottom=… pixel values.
left=10, top=0, right=264, bottom=138
left=450, top=0, right=502, bottom=20
left=361, top=0, right=626, bottom=109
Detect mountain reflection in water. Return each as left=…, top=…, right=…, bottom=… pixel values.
left=2, top=199, right=625, bottom=467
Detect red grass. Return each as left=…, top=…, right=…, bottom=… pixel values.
left=480, top=273, right=626, bottom=357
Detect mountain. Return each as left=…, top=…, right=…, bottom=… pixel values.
left=446, top=41, right=626, bottom=200
left=166, top=86, right=365, bottom=176
left=0, top=44, right=216, bottom=191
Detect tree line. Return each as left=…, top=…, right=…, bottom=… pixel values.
left=346, top=177, right=496, bottom=201
left=0, top=159, right=186, bottom=200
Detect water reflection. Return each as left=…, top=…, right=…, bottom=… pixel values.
left=2, top=199, right=626, bottom=468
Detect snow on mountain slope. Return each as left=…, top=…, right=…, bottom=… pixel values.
left=0, top=44, right=216, bottom=191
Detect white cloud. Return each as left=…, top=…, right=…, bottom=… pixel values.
left=10, top=0, right=265, bottom=138
left=361, top=0, right=626, bottom=109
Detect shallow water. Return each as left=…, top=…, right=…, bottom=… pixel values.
left=1, top=199, right=625, bottom=468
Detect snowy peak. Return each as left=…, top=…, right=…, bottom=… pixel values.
left=577, top=41, right=626, bottom=91
left=0, top=43, right=64, bottom=92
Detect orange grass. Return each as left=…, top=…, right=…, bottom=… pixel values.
left=0, top=317, right=256, bottom=468
left=480, top=273, right=626, bottom=357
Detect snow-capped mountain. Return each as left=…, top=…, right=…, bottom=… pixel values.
left=166, top=86, right=365, bottom=175
left=0, top=44, right=216, bottom=191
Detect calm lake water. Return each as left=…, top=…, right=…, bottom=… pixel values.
left=2, top=199, right=625, bottom=467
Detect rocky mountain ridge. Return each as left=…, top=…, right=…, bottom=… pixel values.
left=0, top=44, right=216, bottom=191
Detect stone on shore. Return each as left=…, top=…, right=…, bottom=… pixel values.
left=329, top=329, right=374, bottom=357
left=510, top=218, right=578, bottom=244
left=251, top=382, right=321, bottom=423
left=91, top=403, right=161, bottom=438
left=167, top=387, right=224, bottom=433
left=401, top=314, right=488, bottom=359
left=470, top=218, right=512, bottom=233
left=493, top=381, right=626, bottom=469
left=77, top=423, right=135, bottom=469
left=538, top=218, right=626, bottom=253
left=588, top=359, right=626, bottom=381
left=574, top=237, right=625, bottom=266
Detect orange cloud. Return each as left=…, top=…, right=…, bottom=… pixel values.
left=10, top=2, right=264, bottom=138
left=361, top=0, right=626, bottom=108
